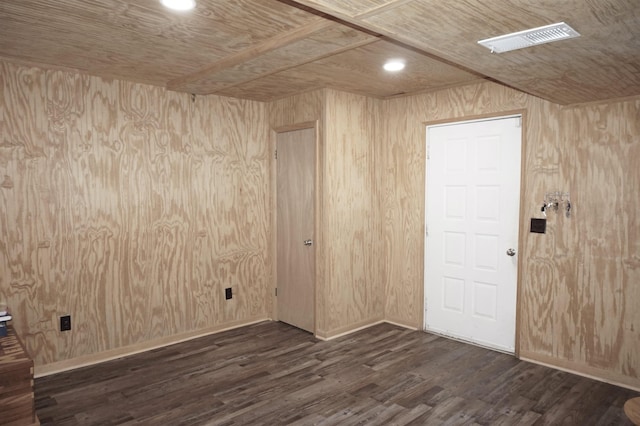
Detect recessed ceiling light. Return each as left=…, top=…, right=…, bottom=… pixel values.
left=161, top=0, right=196, bottom=11
left=478, top=22, right=580, bottom=53
left=384, top=60, right=405, bottom=72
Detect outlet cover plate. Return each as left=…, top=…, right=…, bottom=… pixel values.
left=530, top=218, right=546, bottom=234
left=60, top=315, right=71, bottom=331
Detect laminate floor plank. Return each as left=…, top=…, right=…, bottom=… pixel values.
left=35, top=321, right=639, bottom=425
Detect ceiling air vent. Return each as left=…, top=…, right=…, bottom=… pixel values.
left=478, top=22, right=580, bottom=53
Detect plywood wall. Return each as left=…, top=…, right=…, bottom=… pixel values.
left=0, top=61, right=271, bottom=369
left=269, top=89, right=325, bottom=328
left=382, top=80, right=640, bottom=389
left=269, top=89, right=384, bottom=338
left=550, top=99, right=640, bottom=386
left=320, top=89, right=384, bottom=337
left=3, top=56, right=636, bottom=389
left=269, top=90, right=325, bottom=131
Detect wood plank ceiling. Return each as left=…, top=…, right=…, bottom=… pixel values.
left=1, top=0, right=638, bottom=104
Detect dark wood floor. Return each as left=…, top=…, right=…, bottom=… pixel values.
left=35, top=321, right=638, bottom=425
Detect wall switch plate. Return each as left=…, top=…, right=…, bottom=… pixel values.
left=225, top=288, right=232, bottom=300
left=60, top=315, right=71, bottom=331
left=530, top=218, right=546, bottom=234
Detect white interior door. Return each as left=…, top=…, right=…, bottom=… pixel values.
left=276, top=128, right=315, bottom=333
left=424, top=116, right=522, bottom=353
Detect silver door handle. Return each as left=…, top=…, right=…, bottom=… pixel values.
left=304, top=239, right=313, bottom=246
left=506, top=248, right=516, bottom=256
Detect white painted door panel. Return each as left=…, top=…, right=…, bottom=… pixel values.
left=424, top=116, right=521, bottom=353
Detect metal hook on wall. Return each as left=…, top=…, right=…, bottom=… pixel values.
left=543, top=191, right=571, bottom=218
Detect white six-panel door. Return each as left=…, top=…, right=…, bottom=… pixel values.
left=424, top=116, right=521, bottom=353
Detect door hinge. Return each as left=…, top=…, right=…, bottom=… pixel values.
left=427, top=144, right=430, bottom=160
left=274, top=150, right=277, bottom=160
left=275, top=288, right=278, bottom=296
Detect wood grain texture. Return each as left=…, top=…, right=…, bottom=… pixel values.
left=0, top=0, right=483, bottom=103
left=0, top=326, right=38, bottom=425
left=166, top=18, right=334, bottom=90
left=321, top=90, right=384, bottom=336
left=0, top=0, right=318, bottom=88
left=297, top=0, right=400, bottom=17
left=381, top=80, right=640, bottom=388
left=0, top=60, right=271, bottom=369
left=269, top=90, right=384, bottom=338
left=269, top=90, right=325, bottom=326
left=269, top=90, right=326, bottom=131
left=292, top=0, right=640, bottom=105
left=216, top=40, right=481, bottom=101
left=2, top=0, right=640, bottom=105
left=555, top=98, right=640, bottom=383
left=171, top=21, right=377, bottom=95
left=3, top=52, right=638, bottom=394
left=625, top=397, right=640, bottom=424
left=34, top=321, right=640, bottom=425
left=276, top=128, right=316, bottom=333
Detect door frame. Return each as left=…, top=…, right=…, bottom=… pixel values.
left=271, top=121, right=320, bottom=335
left=422, top=111, right=527, bottom=356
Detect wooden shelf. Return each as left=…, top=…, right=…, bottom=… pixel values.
left=0, top=325, right=39, bottom=426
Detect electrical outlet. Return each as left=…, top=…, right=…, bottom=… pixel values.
left=530, top=218, right=546, bottom=234
left=60, top=315, right=71, bottom=332
left=225, top=288, right=232, bottom=300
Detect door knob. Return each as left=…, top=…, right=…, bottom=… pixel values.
left=506, top=248, right=516, bottom=256
left=303, top=239, right=313, bottom=246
